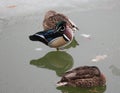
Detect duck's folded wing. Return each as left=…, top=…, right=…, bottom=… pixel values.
left=29, top=29, right=64, bottom=45
left=29, top=31, right=48, bottom=45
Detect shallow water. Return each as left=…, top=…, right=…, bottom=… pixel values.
left=0, top=0, right=120, bottom=93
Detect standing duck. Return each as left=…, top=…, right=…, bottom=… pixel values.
left=57, top=66, right=106, bottom=88
left=29, top=21, right=74, bottom=50
left=43, top=10, right=79, bottom=31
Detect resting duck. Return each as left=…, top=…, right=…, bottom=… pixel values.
left=29, top=21, right=74, bottom=50
left=43, top=10, right=79, bottom=31
left=57, top=66, right=106, bottom=88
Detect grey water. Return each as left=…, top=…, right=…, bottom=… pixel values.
left=0, top=0, right=120, bottom=93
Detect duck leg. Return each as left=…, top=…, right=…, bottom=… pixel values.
left=56, top=48, right=59, bottom=51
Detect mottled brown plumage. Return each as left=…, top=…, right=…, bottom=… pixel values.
left=57, top=66, right=106, bottom=88
left=43, top=10, right=79, bottom=31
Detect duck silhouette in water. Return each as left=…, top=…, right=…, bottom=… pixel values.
left=30, top=51, right=73, bottom=76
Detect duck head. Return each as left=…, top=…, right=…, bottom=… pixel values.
left=54, top=21, right=66, bottom=33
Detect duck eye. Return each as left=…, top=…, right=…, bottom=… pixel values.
left=60, top=26, right=65, bottom=31
left=72, top=25, right=75, bottom=27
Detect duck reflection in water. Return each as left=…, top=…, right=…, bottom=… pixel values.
left=63, top=37, right=79, bottom=49
left=57, top=86, right=106, bottom=93
left=30, top=51, right=74, bottom=76
left=109, top=65, right=120, bottom=76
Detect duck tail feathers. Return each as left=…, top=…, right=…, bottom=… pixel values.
left=29, top=34, right=48, bottom=45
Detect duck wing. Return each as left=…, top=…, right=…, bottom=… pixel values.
left=61, top=66, right=101, bottom=80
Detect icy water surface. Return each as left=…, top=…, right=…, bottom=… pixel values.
left=0, top=0, right=120, bottom=93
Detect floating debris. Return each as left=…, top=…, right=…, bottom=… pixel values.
left=7, top=5, right=17, bottom=8
left=80, top=34, right=91, bottom=39
left=35, top=48, right=42, bottom=51
left=91, top=55, right=107, bottom=62
left=109, top=65, right=120, bottom=76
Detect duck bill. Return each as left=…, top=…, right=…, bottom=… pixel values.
left=72, top=26, right=79, bottom=31
left=68, top=19, right=79, bottom=31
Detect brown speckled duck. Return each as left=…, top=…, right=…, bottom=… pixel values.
left=43, top=10, right=79, bottom=31
left=57, top=66, right=106, bottom=88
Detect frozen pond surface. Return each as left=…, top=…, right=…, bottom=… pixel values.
left=0, top=0, right=120, bottom=93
